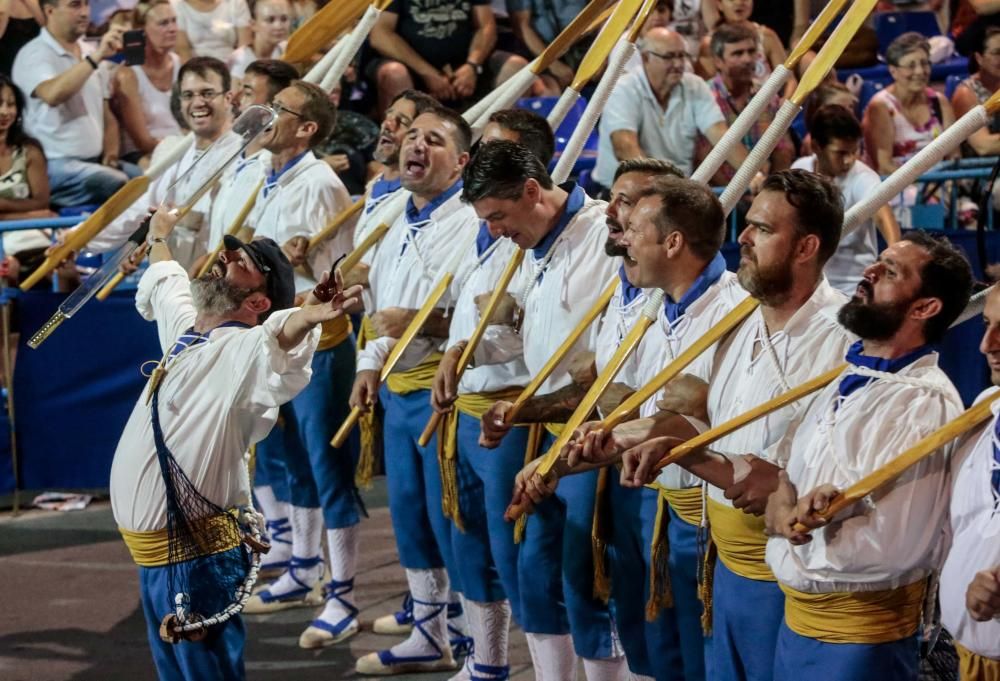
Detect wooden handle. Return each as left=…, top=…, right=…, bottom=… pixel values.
left=331, top=405, right=362, bottom=448
left=792, top=391, right=1000, bottom=534
left=531, top=0, right=616, bottom=76
left=506, top=276, right=618, bottom=424
left=626, top=0, right=661, bottom=43
left=284, top=0, right=370, bottom=64
left=308, top=199, right=365, bottom=252
left=655, top=364, right=847, bottom=472
left=785, top=0, right=851, bottom=67
left=569, top=0, right=643, bottom=91
left=339, top=222, right=389, bottom=276
left=96, top=271, right=127, bottom=302
left=416, top=249, right=525, bottom=448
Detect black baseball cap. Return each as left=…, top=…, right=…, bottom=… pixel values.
left=223, top=235, right=296, bottom=314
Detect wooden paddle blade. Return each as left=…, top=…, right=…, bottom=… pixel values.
left=790, top=0, right=878, bottom=106
left=785, top=0, right=851, bottom=67
left=985, top=87, right=1000, bottom=114
left=21, top=176, right=150, bottom=292
left=626, top=0, right=662, bottom=43
left=532, top=0, right=616, bottom=75
left=308, top=199, right=365, bottom=251
left=339, top=222, right=390, bottom=275
left=284, top=0, right=370, bottom=64
left=570, top=0, right=644, bottom=91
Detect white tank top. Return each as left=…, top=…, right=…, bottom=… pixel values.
left=122, top=54, right=182, bottom=156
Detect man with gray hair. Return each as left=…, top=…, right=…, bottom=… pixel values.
left=594, top=27, right=749, bottom=193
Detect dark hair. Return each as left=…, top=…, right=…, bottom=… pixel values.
left=900, top=231, right=974, bottom=343
left=710, top=22, right=758, bottom=59
left=0, top=75, right=42, bottom=151
left=487, top=108, right=555, bottom=166
left=804, top=81, right=856, bottom=128
left=640, top=177, right=725, bottom=260
left=390, top=89, right=439, bottom=118
left=886, top=31, right=930, bottom=67
left=613, top=157, right=684, bottom=182
left=422, top=105, right=473, bottom=154
left=809, top=104, right=862, bottom=147
left=761, top=169, right=843, bottom=266
left=290, top=80, right=336, bottom=146
left=179, top=56, right=231, bottom=94
left=244, top=59, right=298, bottom=100
left=462, top=139, right=553, bottom=203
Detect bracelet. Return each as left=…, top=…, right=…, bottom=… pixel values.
left=85, top=55, right=99, bottom=70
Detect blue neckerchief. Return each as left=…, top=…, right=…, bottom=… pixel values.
left=168, top=321, right=251, bottom=360
left=476, top=221, right=497, bottom=258
left=233, top=150, right=255, bottom=179
left=263, top=151, right=308, bottom=198
left=369, top=175, right=402, bottom=212
left=837, top=340, right=935, bottom=401
left=618, top=264, right=643, bottom=306
left=530, top=184, right=585, bottom=281
left=401, top=179, right=463, bottom=255
left=664, top=252, right=727, bottom=324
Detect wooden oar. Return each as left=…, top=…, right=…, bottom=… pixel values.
left=546, top=0, right=645, bottom=131
left=339, top=221, right=389, bottom=276
left=793, top=391, right=1000, bottom=533
left=307, top=199, right=365, bottom=252
left=717, top=0, right=879, bottom=214
left=319, top=0, right=394, bottom=93
left=691, top=0, right=849, bottom=184
left=505, top=276, right=618, bottom=425
left=330, top=229, right=478, bottom=448
left=416, top=249, right=526, bottom=447
left=196, top=178, right=265, bottom=279
left=284, top=0, right=371, bottom=65
left=20, top=135, right=194, bottom=291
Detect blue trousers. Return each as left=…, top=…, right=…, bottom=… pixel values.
left=517, top=432, right=615, bottom=659
left=47, top=157, right=137, bottom=207
left=255, top=342, right=360, bottom=529
left=253, top=439, right=290, bottom=505
left=665, top=506, right=707, bottom=681
left=138, top=548, right=247, bottom=681
left=773, top=621, right=919, bottom=681
left=382, top=385, right=460, bottom=590
left=607, top=478, right=684, bottom=680
left=450, top=412, right=526, bottom=619
left=709, top=559, right=784, bottom=681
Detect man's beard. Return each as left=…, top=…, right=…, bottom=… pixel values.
left=373, top=144, right=399, bottom=167
left=737, top=247, right=794, bottom=304
left=190, top=275, right=260, bottom=317
left=605, top=236, right=627, bottom=257
left=837, top=281, right=910, bottom=341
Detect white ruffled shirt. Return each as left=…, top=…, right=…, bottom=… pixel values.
left=353, top=178, right=409, bottom=314
left=765, top=353, right=962, bottom=593
left=594, top=279, right=649, bottom=380
left=941, top=389, right=1000, bottom=658
left=109, top=260, right=319, bottom=532
left=207, top=148, right=269, bottom=250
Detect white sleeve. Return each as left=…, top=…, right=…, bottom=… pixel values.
left=599, top=78, right=640, bottom=135
left=13, top=43, right=59, bottom=100
left=232, top=0, right=251, bottom=28
left=135, top=260, right=199, bottom=353
left=357, top=336, right=394, bottom=373
left=472, top=324, right=524, bottom=366
left=233, top=307, right=320, bottom=412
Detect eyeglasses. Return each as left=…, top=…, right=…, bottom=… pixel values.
left=644, top=49, right=686, bottom=62
left=273, top=101, right=303, bottom=118
left=180, top=89, right=223, bottom=102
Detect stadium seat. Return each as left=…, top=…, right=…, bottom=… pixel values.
left=874, top=11, right=942, bottom=59
left=945, top=73, right=963, bottom=100
left=516, top=96, right=599, bottom=177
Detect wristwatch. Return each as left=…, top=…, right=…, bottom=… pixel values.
left=466, top=61, right=483, bottom=76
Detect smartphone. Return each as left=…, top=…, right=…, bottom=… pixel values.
left=123, top=29, right=146, bottom=67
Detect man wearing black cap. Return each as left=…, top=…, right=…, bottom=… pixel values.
left=108, top=208, right=360, bottom=681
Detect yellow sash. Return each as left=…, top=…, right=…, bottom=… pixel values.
left=781, top=579, right=927, bottom=644
left=317, top=315, right=352, bottom=352
left=663, top=486, right=703, bottom=527
left=385, top=352, right=443, bottom=394
left=438, top=388, right=523, bottom=531
left=956, top=642, right=1000, bottom=681
left=707, top=497, right=774, bottom=582
left=355, top=316, right=379, bottom=488
left=119, top=514, right=241, bottom=567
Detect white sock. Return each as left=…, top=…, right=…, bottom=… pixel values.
left=581, top=656, right=629, bottom=681
left=264, top=506, right=324, bottom=596
left=387, top=568, right=450, bottom=660
left=526, top=633, right=577, bottom=681
left=449, top=591, right=469, bottom=637
left=253, top=485, right=289, bottom=523
left=316, top=526, right=359, bottom=625
left=465, top=599, right=510, bottom=678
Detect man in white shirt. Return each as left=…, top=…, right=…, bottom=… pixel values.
left=942, top=284, right=1000, bottom=681
left=593, top=27, right=749, bottom=191
left=791, top=104, right=901, bottom=295
left=465, top=141, right=625, bottom=681
left=111, top=204, right=359, bottom=681
left=349, top=106, right=481, bottom=676
left=765, top=232, right=973, bottom=680
left=12, top=0, right=134, bottom=207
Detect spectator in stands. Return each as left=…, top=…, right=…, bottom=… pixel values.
left=367, top=0, right=526, bottom=116
left=175, top=0, right=251, bottom=62
left=507, top=0, right=588, bottom=95
left=0, top=0, right=43, bottom=77
left=697, top=0, right=791, bottom=94
left=952, top=26, right=1000, bottom=158
left=594, top=27, right=750, bottom=193
left=114, top=0, right=181, bottom=167
left=863, top=31, right=955, bottom=176
left=12, top=0, right=136, bottom=209
left=0, top=75, right=55, bottom=284
left=227, top=0, right=290, bottom=82
left=703, top=0, right=810, bottom=49
left=793, top=104, right=900, bottom=294
left=799, top=81, right=859, bottom=154
left=695, top=22, right=794, bottom=187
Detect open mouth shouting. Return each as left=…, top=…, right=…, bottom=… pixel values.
left=401, top=150, right=429, bottom=182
